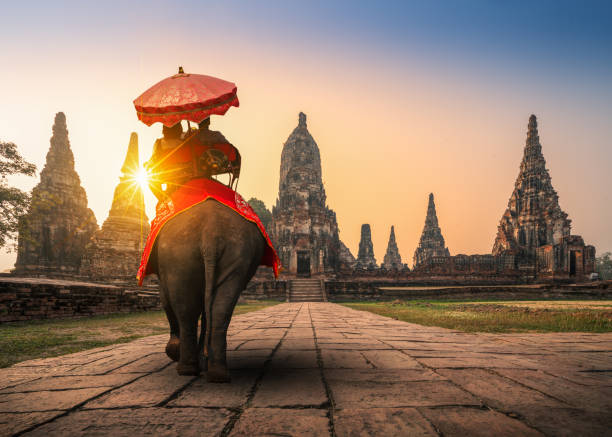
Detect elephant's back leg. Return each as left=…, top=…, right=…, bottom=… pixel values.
left=157, top=219, right=206, bottom=375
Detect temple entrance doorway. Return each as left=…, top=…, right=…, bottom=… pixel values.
left=570, top=250, right=577, bottom=276
left=297, top=251, right=311, bottom=277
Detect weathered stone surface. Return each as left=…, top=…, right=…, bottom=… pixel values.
left=82, top=365, right=193, bottom=408
left=272, top=112, right=354, bottom=275
left=335, top=408, right=437, bottom=437
left=229, top=408, right=329, bottom=437
left=382, top=225, right=404, bottom=270
left=0, top=277, right=161, bottom=322
left=80, top=133, right=149, bottom=283
left=25, top=408, right=231, bottom=437
left=0, top=373, right=140, bottom=394
left=168, top=370, right=258, bottom=408
left=356, top=224, right=377, bottom=269
left=492, top=115, right=595, bottom=278
left=413, top=193, right=450, bottom=268
left=0, top=387, right=111, bottom=412
left=328, top=378, right=479, bottom=408
left=251, top=369, right=327, bottom=407
left=0, top=411, right=64, bottom=437
left=15, top=112, right=98, bottom=277
left=420, top=406, right=544, bottom=437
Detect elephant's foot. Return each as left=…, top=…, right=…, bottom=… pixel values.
left=165, top=337, right=180, bottom=362
left=206, top=363, right=230, bottom=383
left=176, top=361, right=200, bottom=376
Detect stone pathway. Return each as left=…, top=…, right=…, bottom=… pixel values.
left=1, top=303, right=611, bottom=436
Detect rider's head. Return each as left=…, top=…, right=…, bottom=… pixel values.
left=198, top=117, right=211, bottom=130
left=162, top=122, right=183, bottom=139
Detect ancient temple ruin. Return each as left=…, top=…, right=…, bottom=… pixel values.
left=492, top=115, right=595, bottom=278
left=14, top=112, right=98, bottom=277
left=356, top=224, right=377, bottom=269
left=413, top=193, right=450, bottom=268
left=271, top=113, right=353, bottom=276
left=80, top=133, right=150, bottom=283
left=382, top=225, right=403, bottom=270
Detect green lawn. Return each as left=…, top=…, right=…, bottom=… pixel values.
left=341, top=300, right=612, bottom=333
left=0, top=300, right=280, bottom=368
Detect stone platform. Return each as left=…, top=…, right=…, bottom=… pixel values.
left=1, top=303, right=610, bottom=436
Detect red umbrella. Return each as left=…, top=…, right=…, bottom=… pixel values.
left=133, top=67, right=239, bottom=127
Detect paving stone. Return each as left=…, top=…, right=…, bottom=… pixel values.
left=329, top=378, right=479, bottom=408
left=420, top=406, right=544, bottom=437
left=82, top=365, right=193, bottom=409
left=229, top=408, right=329, bottom=437
left=270, top=349, right=318, bottom=369
left=168, top=370, right=258, bottom=408
left=251, top=370, right=326, bottom=407
left=227, top=350, right=270, bottom=369
left=494, top=368, right=612, bottom=412
left=324, top=369, right=445, bottom=383
left=237, top=339, right=280, bottom=350
left=0, top=411, right=63, bottom=437
left=0, top=373, right=141, bottom=394
left=0, top=387, right=111, bottom=412
left=23, top=407, right=231, bottom=436
left=361, top=350, right=423, bottom=369
left=110, top=353, right=171, bottom=374
left=335, top=407, right=437, bottom=437
left=321, top=350, right=372, bottom=369
left=437, top=368, right=564, bottom=410
left=417, top=355, right=524, bottom=369
left=514, top=406, right=612, bottom=437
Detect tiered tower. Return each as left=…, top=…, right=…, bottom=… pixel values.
left=493, top=115, right=571, bottom=257
left=492, top=115, right=594, bottom=276
left=382, top=225, right=403, bottom=270
left=272, top=113, right=353, bottom=275
left=413, top=193, right=450, bottom=267
left=356, top=224, right=377, bottom=269
left=80, top=133, right=150, bottom=282
left=15, top=112, right=98, bottom=276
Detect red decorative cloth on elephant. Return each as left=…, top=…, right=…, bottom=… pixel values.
left=137, top=178, right=279, bottom=286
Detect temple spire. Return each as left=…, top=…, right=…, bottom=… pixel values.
left=413, top=193, right=450, bottom=268
left=120, top=132, right=139, bottom=176
left=382, top=225, right=402, bottom=270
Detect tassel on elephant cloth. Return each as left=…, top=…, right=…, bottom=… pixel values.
left=136, top=178, right=279, bottom=285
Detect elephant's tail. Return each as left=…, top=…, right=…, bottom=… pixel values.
left=203, top=248, right=216, bottom=359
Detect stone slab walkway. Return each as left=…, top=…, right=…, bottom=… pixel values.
left=1, top=303, right=611, bottom=436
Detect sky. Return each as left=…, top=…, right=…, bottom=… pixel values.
left=0, top=0, right=611, bottom=271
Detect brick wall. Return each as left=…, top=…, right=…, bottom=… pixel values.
left=0, top=278, right=160, bottom=322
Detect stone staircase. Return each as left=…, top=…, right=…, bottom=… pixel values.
left=288, top=278, right=326, bottom=302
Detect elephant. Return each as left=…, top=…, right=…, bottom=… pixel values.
left=150, top=199, right=265, bottom=382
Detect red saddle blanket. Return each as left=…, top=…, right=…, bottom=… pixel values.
left=137, top=178, right=279, bottom=285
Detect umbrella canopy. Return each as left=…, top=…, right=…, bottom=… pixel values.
left=133, top=67, right=239, bottom=127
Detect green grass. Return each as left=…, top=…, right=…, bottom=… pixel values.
left=0, top=300, right=281, bottom=368
left=341, top=300, right=612, bottom=333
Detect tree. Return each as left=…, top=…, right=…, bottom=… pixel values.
left=247, top=197, right=273, bottom=234
left=596, top=252, right=612, bottom=280
left=0, top=141, right=36, bottom=249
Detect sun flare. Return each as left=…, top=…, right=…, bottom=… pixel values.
left=135, top=167, right=150, bottom=190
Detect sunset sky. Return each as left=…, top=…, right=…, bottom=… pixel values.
left=1, top=1, right=611, bottom=271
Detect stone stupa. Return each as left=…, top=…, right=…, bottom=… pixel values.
left=15, top=112, right=98, bottom=277
left=356, top=224, right=377, bottom=269
left=80, top=133, right=150, bottom=283
left=413, top=193, right=450, bottom=267
left=382, top=225, right=403, bottom=270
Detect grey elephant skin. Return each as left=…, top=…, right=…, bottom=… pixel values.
left=149, top=200, right=265, bottom=382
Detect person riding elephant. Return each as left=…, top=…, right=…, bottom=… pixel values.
left=145, top=118, right=241, bottom=199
